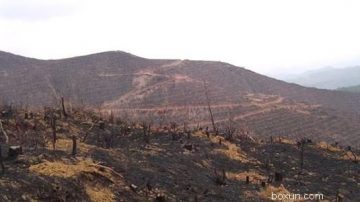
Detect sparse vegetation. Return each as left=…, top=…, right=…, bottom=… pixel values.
left=0, top=104, right=359, bottom=201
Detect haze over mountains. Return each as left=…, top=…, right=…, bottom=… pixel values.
left=281, top=66, right=360, bottom=90
left=1, top=50, right=360, bottom=146
left=339, top=84, right=360, bottom=93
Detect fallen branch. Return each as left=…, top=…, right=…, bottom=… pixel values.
left=89, top=163, right=124, bottom=179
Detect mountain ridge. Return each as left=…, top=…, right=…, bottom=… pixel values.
left=1, top=50, right=360, bottom=112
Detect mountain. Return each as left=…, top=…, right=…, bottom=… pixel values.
left=1, top=50, right=360, bottom=146
left=338, top=84, right=360, bottom=93
left=1, top=50, right=360, bottom=111
left=282, top=66, right=360, bottom=90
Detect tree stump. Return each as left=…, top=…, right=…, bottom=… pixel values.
left=275, top=172, right=283, bottom=182
left=261, top=181, right=266, bottom=188
left=72, top=135, right=77, bottom=156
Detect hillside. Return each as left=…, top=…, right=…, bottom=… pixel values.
left=0, top=106, right=359, bottom=201
left=282, top=66, right=360, bottom=90
left=0, top=51, right=360, bottom=111
left=1, top=51, right=360, bottom=147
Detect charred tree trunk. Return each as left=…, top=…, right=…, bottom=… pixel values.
left=141, top=122, right=151, bottom=144
left=300, top=143, right=304, bottom=171
left=109, top=111, right=114, bottom=124
left=81, top=123, right=94, bottom=143
left=203, top=81, right=216, bottom=133
left=0, top=120, right=9, bottom=144
left=72, top=135, right=77, bottom=156
left=61, top=97, right=68, bottom=119
left=0, top=145, right=4, bottom=174
left=214, top=169, right=227, bottom=185
left=275, top=172, right=283, bottom=182
left=297, top=139, right=307, bottom=173
left=205, top=127, right=210, bottom=138
left=170, top=122, right=177, bottom=141
left=51, top=114, right=57, bottom=150
left=261, top=181, right=266, bottom=188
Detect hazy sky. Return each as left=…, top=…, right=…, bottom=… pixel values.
left=1, top=0, right=360, bottom=75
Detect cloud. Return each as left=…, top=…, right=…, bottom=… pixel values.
left=0, top=0, right=75, bottom=21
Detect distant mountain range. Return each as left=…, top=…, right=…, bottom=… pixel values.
left=338, top=85, right=360, bottom=93
left=282, top=66, right=360, bottom=90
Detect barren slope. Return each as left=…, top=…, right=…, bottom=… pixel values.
left=0, top=107, right=359, bottom=201
left=1, top=51, right=360, bottom=147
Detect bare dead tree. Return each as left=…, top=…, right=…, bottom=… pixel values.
left=182, top=89, right=191, bottom=139
left=158, top=109, right=168, bottom=130
left=0, top=120, right=9, bottom=144
left=72, top=135, right=77, bottom=156
left=170, top=122, right=178, bottom=140
left=81, top=122, right=95, bottom=143
left=109, top=111, right=114, bottom=124
left=203, top=80, right=217, bottom=133
left=0, top=145, right=4, bottom=174
left=141, top=121, right=152, bottom=144
left=43, top=107, right=50, bottom=121
left=32, top=119, right=47, bottom=150
left=214, top=168, right=227, bottom=185
left=225, top=107, right=237, bottom=141
left=50, top=112, right=57, bottom=150
left=184, top=122, right=191, bottom=139
left=61, top=97, right=68, bottom=119
left=104, top=128, right=115, bottom=149
left=99, top=120, right=105, bottom=130
left=1, top=104, right=13, bottom=121
left=205, top=126, right=210, bottom=138
left=297, top=138, right=308, bottom=173
left=116, top=115, right=130, bottom=137
left=300, top=141, right=305, bottom=172
left=274, top=172, right=283, bottom=182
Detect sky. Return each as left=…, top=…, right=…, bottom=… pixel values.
left=1, top=0, right=360, bottom=76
